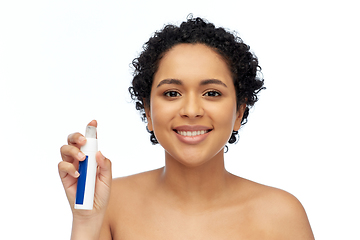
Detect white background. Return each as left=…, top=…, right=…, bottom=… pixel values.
left=1, top=0, right=359, bottom=239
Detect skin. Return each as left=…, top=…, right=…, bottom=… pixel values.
left=59, top=44, right=315, bottom=240
left=59, top=120, right=112, bottom=239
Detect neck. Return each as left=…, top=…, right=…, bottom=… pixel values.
left=159, top=149, right=233, bottom=209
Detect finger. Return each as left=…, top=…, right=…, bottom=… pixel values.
left=88, top=119, right=97, bottom=128
left=58, top=161, right=80, bottom=179
left=67, top=120, right=98, bottom=146
left=60, top=144, right=86, bottom=163
left=67, top=132, right=86, bottom=147
left=96, top=151, right=112, bottom=182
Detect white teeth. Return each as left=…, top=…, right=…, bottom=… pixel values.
left=177, top=130, right=208, bottom=137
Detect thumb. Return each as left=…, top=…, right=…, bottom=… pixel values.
left=96, top=151, right=112, bottom=181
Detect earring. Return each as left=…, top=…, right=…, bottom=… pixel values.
left=146, top=126, right=151, bottom=133
left=146, top=126, right=159, bottom=144
left=228, top=130, right=239, bottom=144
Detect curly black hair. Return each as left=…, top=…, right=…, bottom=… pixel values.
left=129, top=16, right=265, bottom=145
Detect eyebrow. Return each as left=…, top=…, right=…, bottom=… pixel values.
left=200, top=79, right=227, bottom=87
left=156, top=79, right=182, bottom=88
left=156, top=78, right=227, bottom=88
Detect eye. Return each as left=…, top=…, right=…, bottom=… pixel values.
left=164, top=91, right=181, bottom=98
left=204, top=90, right=221, bottom=97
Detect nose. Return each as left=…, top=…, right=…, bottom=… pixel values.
left=179, top=93, right=204, bottom=118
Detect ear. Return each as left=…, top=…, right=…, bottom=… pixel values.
left=144, top=102, right=153, bottom=132
left=233, top=104, right=246, bottom=131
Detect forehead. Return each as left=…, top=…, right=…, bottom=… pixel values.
left=153, top=43, right=233, bottom=86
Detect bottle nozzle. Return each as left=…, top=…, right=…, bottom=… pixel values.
left=85, top=126, right=97, bottom=139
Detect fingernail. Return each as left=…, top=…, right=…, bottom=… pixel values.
left=74, top=171, right=80, bottom=178
left=78, top=136, right=86, bottom=143
left=78, top=152, right=85, bottom=160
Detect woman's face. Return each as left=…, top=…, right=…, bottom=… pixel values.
left=146, top=43, right=245, bottom=167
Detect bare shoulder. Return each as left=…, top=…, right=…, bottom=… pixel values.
left=112, top=168, right=162, bottom=188
left=101, top=168, right=163, bottom=236
left=236, top=178, right=315, bottom=239
left=107, top=168, right=163, bottom=208
left=109, top=167, right=163, bottom=203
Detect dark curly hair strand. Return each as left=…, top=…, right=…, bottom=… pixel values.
left=129, top=16, right=265, bottom=145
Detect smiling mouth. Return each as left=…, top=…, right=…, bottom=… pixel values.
left=174, top=129, right=212, bottom=137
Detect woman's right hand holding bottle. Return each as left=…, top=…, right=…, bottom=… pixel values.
left=58, top=120, right=112, bottom=240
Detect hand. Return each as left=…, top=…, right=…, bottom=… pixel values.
left=58, top=120, right=112, bottom=220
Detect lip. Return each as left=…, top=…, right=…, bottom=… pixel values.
left=173, top=125, right=212, bottom=145
left=173, top=125, right=212, bottom=132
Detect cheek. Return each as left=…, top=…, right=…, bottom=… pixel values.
left=150, top=99, right=176, bottom=125
left=207, top=101, right=237, bottom=125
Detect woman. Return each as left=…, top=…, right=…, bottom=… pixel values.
left=59, top=17, right=314, bottom=239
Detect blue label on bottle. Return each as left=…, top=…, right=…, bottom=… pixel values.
left=75, top=156, right=88, bottom=205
